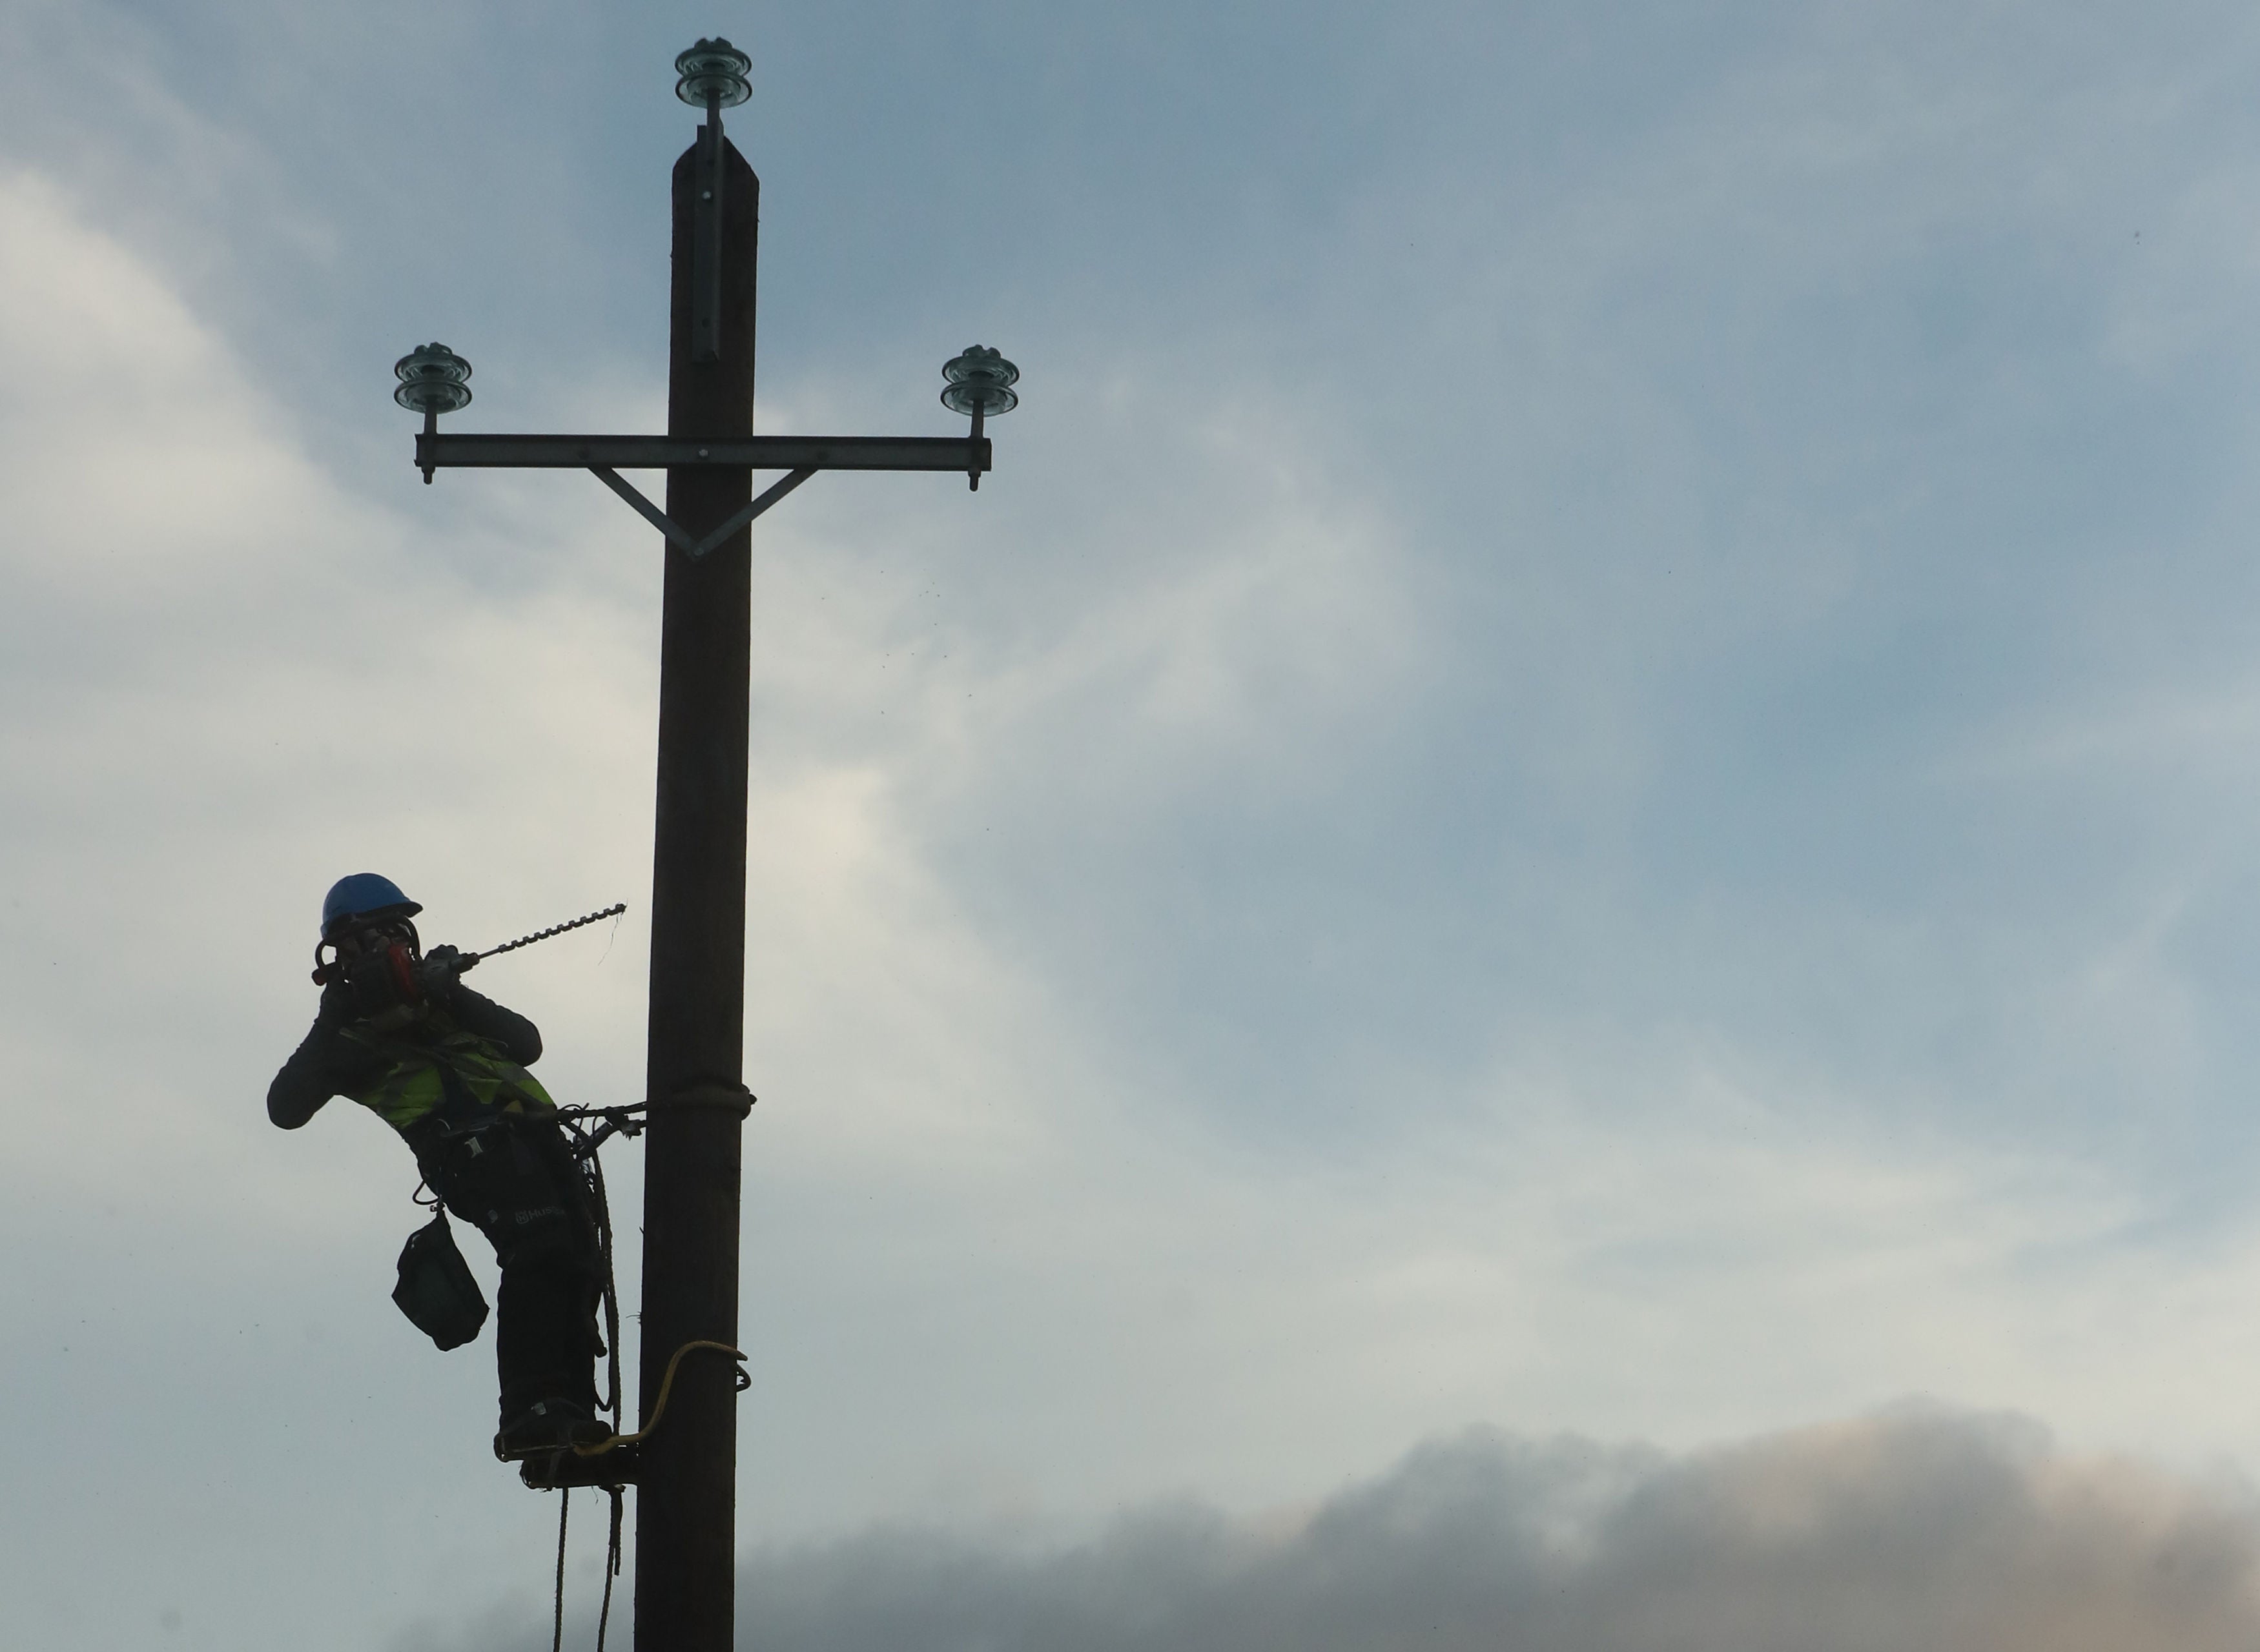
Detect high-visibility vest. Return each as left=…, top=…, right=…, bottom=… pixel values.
left=339, top=1014, right=556, bottom=1131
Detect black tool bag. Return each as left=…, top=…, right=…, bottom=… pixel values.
left=393, top=1209, right=489, bottom=1351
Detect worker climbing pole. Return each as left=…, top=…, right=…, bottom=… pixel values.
left=270, top=880, right=630, bottom=1460
left=347, top=32, right=1021, bottom=1652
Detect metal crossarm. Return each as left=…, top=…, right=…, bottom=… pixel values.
left=417, top=433, right=987, bottom=558
left=416, top=433, right=989, bottom=473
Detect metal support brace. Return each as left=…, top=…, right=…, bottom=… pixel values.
left=589, top=465, right=816, bottom=558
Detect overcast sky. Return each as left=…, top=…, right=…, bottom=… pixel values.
left=12, top=1, right=2260, bottom=1648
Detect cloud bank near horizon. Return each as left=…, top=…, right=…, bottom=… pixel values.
left=418, top=1409, right=2260, bottom=1652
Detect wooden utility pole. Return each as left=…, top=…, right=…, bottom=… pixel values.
left=637, top=103, right=759, bottom=1652
left=392, top=42, right=1014, bottom=1652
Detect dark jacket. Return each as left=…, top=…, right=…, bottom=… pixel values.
left=267, top=980, right=543, bottom=1131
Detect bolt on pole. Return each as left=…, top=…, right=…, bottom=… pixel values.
left=636, top=65, right=759, bottom=1652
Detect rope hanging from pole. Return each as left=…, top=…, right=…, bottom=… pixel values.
left=599, top=1487, right=625, bottom=1652
left=551, top=1487, right=571, bottom=1652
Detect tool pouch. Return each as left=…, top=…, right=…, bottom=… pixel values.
left=393, top=1209, right=489, bottom=1351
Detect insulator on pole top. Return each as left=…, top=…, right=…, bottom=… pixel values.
left=675, top=38, right=751, bottom=109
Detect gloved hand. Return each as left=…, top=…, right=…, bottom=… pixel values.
left=416, top=945, right=472, bottom=999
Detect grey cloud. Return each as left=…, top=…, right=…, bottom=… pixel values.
left=442, top=1409, right=2260, bottom=1652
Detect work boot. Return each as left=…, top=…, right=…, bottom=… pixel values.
left=493, top=1397, right=611, bottom=1462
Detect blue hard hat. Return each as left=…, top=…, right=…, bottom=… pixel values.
left=321, top=873, right=423, bottom=939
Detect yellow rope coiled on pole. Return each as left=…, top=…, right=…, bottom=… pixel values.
left=572, top=1339, right=745, bottom=1458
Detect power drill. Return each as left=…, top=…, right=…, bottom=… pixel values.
left=314, top=902, right=626, bottom=1028
left=345, top=942, right=474, bottom=1026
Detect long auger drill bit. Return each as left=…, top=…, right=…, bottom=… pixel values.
left=460, top=903, right=628, bottom=970
left=436, top=904, right=633, bottom=981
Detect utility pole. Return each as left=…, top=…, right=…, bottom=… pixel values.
left=388, top=36, right=1022, bottom=1652
left=637, top=56, right=760, bottom=1652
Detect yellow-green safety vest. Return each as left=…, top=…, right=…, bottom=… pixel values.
left=339, top=1015, right=556, bottom=1131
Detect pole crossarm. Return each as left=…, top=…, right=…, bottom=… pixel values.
left=416, top=434, right=990, bottom=555
left=416, top=433, right=989, bottom=473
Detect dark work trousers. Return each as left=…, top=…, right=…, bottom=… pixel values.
left=414, top=1119, right=602, bottom=1423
